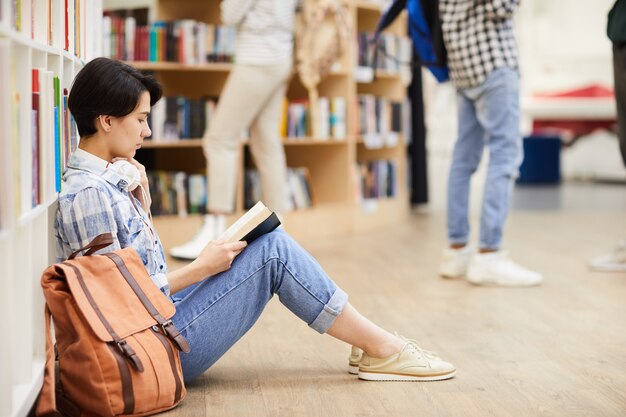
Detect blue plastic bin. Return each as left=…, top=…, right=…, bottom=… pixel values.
left=517, top=135, right=561, bottom=184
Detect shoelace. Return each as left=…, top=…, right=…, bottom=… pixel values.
left=396, top=335, right=440, bottom=360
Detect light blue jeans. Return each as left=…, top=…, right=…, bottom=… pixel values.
left=170, top=229, right=348, bottom=382
left=447, top=67, right=522, bottom=250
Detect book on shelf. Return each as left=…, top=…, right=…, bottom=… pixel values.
left=357, top=31, right=412, bottom=75
left=103, top=10, right=236, bottom=64
left=330, top=97, right=346, bottom=140
left=54, top=75, right=62, bottom=192
left=357, top=95, right=404, bottom=148
left=147, top=171, right=207, bottom=216
left=355, top=160, right=398, bottom=201
left=245, top=168, right=314, bottom=211
left=32, top=69, right=41, bottom=208
left=218, top=201, right=281, bottom=244
left=280, top=97, right=346, bottom=141
left=147, top=96, right=215, bottom=141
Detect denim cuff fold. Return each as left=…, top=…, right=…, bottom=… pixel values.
left=309, top=287, right=349, bottom=334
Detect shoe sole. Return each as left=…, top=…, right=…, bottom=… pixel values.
left=440, top=272, right=465, bottom=279
left=348, top=364, right=359, bottom=375
left=358, top=369, right=456, bottom=382
left=466, top=277, right=542, bottom=287
left=169, top=252, right=199, bottom=260
left=589, top=264, right=626, bottom=272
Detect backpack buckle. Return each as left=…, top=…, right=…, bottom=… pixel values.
left=161, top=320, right=173, bottom=335
left=116, top=339, right=128, bottom=353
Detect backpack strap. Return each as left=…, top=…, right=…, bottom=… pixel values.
left=104, top=253, right=191, bottom=353
left=36, top=305, right=81, bottom=417
left=68, top=233, right=114, bottom=260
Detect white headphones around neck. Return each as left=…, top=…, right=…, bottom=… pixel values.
left=109, top=160, right=142, bottom=192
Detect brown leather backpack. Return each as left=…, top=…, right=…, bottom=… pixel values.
left=37, top=233, right=190, bottom=417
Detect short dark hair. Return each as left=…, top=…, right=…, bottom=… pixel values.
left=68, top=57, right=162, bottom=138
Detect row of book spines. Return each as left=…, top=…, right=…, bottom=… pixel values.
left=102, top=16, right=235, bottom=64
left=356, top=32, right=412, bottom=72
left=280, top=97, right=347, bottom=140
left=355, top=160, right=398, bottom=200
left=8, top=0, right=88, bottom=58
left=146, top=168, right=315, bottom=216
left=147, top=96, right=217, bottom=142
left=357, top=95, right=404, bottom=135
left=146, top=171, right=207, bottom=216
left=30, top=68, right=78, bottom=209
left=244, top=168, right=314, bottom=211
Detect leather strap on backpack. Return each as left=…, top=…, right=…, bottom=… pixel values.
left=36, top=305, right=81, bottom=417
left=68, top=233, right=114, bottom=260
left=104, top=253, right=191, bottom=353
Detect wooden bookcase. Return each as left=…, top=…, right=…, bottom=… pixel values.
left=0, top=1, right=102, bottom=416
left=121, top=0, right=410, bottom=239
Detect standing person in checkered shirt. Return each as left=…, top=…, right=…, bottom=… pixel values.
left=438, top=0, right=543, bottom=286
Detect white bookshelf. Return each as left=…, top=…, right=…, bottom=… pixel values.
left=0, top=1, right=102, bottom=416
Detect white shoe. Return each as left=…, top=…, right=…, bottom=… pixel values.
left=439, top=245, right=474, bottom=278
left=466, top=251, right=542, bottom=287
left=169, top=215, right=226, bottom=260
left=589, top=241, right=626, bottom=272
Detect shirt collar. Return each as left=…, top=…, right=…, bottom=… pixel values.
left=66, top=148, right=128, bottom=191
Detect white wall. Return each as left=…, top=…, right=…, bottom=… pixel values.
left=517, top=0, right=615, bottom=94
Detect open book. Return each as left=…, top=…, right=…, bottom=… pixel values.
left=218, top=201, right=281, bottom=244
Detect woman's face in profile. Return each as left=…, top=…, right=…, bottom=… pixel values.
left=107, top=91, right=152, bottom=159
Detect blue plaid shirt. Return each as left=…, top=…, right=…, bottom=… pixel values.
left=55, top=149, right=170, bottom=295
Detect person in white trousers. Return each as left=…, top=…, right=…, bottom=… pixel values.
left=171, top=0, right=297, bottom=259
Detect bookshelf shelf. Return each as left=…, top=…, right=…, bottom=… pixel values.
left=142, top=139, right=204, bottom=148
left=128, top=61, right=234, bottom=72
left=17, top=204, right=51, bottom=227
left=0, top=1, right=103, bottom=416
left=140, top=138, right=352, bottom=149
left=374, top=70, right=403, bottom=80
left=282, top=138, right=351, bottom=146
left=356, top=1, right=383, bottom=12
left=111, top=0, right=410, bottom=239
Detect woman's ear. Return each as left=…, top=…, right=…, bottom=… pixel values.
left=97, top=115, right=113, bottom=133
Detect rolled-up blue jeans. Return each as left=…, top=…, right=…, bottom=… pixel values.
left=170, top=229, right=348, bottom=382
left=447, top=67, right=523, bottom=250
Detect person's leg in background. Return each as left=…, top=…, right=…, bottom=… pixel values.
left=247, top=60, right=292, bottom=214
left=170, top=63, right=292, bottom=259
left=463, top=68, right=542, bottom=286
left=173, top=229, right=456, bottom=383
left=589, top=42, right=626, bottom=272
left=439, top=90, right=486, bottom=279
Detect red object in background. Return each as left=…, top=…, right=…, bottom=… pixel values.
left=534, top=84, right=615, bottom=99
left=531, top=83, right=616, bottom=140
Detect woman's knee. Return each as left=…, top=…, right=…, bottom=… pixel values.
left=248, top=229, right=298, bottom=262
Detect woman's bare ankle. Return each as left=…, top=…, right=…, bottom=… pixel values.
left=363, top=336, right=405, bottom=359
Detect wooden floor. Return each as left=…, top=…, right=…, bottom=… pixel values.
left=156, top=210, right=626, bottom=417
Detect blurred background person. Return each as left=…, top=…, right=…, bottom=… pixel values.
left=437, top=0, right=543, bottom=286
left=589, top=0, right=626, bottom=272
left=171, top=0, right=297, bottom=260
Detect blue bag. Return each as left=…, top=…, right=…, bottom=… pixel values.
left=374, top=0, right=449, bottom=83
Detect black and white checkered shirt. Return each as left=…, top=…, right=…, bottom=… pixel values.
left=439, top=0, right=519, bottom=89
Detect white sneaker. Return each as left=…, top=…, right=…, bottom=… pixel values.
left=466, top=251, right=542, bottom=287
left=169, top=215, right=226, bottom=260
left=589, top=241, right=626, bottom=272
left=439, top=245, right=474, bottom=278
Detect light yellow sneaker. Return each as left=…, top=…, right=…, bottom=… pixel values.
left=357, top=337, right=456, bottom=382
left=348, top=346, right=363, bottom=375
